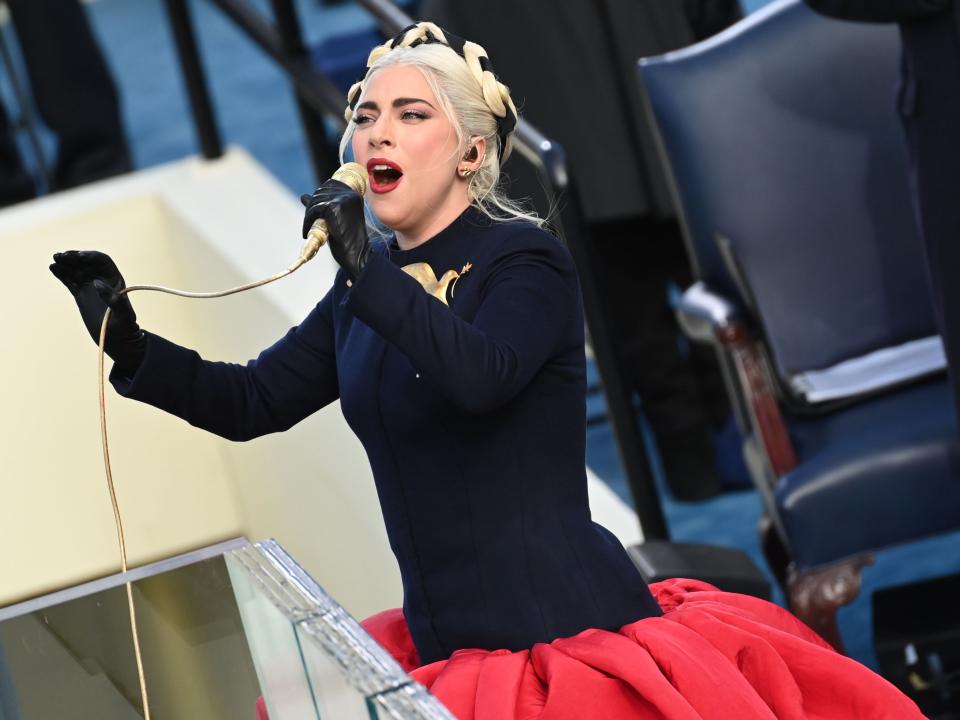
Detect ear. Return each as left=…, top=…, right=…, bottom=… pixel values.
left=460, top=136, right=487, bottom=174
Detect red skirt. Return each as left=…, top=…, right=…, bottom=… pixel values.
left=361, top=579, right=924, bottom=719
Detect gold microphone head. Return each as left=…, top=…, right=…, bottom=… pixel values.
left=331, top=161, right=369, bottom=196
left=300, top=163, right=371, bottom=265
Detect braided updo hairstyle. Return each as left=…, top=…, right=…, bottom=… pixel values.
left=339, top=22, right=543, bottom=228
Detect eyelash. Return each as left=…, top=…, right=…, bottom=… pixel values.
left=352, top=110, right=429, bottom=125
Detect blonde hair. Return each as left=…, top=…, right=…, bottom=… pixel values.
left=339, top=22, right=543, bottom=228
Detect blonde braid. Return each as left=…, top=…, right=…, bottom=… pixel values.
left=344, top=81, right=364, bottom=122
left=460, top=40, right=517, bottom=161
left=412, top=22, right=448, bottom=44
left=343, top=22, right=519, bottom=162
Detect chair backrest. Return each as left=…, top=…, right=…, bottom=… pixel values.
left=639, top=0, right=936, bottom=380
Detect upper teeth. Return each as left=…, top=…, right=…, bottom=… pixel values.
left=374, top=165, right=393, bottom=171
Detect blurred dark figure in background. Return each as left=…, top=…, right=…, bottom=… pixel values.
left=803, top=1, right=960, bottom=430
left=420, top=0, right=743, bottom=500
left=0, top=0, right=131, bottom=208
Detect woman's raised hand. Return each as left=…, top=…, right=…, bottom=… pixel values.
left=49, top=250, right=146, bottom=374
left=301, top=179, right=371, bottom=282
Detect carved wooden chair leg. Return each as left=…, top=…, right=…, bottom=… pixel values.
left=787, top=555, right=874, bottom=653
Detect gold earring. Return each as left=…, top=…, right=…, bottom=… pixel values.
left=460, top=168, right=473, bottom=178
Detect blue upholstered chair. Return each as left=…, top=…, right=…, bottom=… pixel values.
left=638, top=0, right=960, bottom=649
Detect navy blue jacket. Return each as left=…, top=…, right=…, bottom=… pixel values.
left=803, top=0, right=960, bottom=423
left=112, top=207, right=660, bottom=663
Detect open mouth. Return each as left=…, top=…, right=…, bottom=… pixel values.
left=367, top=159, right=404, bottom=193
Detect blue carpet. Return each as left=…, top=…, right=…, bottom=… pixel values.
left=17, top=0, right=956, bottom=672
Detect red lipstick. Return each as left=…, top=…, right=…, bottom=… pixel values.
left=367, top=158, right=404, bottom=194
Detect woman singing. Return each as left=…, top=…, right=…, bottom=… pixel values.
left=51, top=22, right=923, bottom=719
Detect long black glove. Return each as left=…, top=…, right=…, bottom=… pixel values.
left=301, top=179, right=371, bottom=282
left=49, top=250, right=146, bottom=375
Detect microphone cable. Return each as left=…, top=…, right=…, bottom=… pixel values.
left=92, top=163, right=367, bottom=719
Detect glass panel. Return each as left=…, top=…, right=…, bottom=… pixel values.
left=0, top=539, right=454, bottom=720
left=368, top=684, right=460, bottom=720
left=226, top=541, right=454, bottom=720
left=295, top=625, right=370, bottom=719
left=0, top=548, right=261, bottom=719
left=225, top=552, right=321, bottom=720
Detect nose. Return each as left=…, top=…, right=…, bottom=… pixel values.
left=368, top=115, right=394, bottom=149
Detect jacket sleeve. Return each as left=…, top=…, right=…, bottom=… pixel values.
left=110, top=287, right=340, bottom=441
left=803, top=0, right=951, bottom=22
left=345, top=230, right=579, bottom=414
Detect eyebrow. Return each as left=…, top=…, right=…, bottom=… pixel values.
left=356, top=97, right=437, bottom=111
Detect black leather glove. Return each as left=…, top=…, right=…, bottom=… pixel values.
left=301, top=179, right=371, bottom=282
left=49, top=250, right=146, bottom=375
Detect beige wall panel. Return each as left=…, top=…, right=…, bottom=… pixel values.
left=0, top=151, right=401, bottom=619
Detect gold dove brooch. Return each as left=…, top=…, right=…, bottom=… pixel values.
left=401, top=262, right=473, bottom=305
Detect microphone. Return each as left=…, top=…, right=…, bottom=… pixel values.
left=300, top=162, right=370, bottom=264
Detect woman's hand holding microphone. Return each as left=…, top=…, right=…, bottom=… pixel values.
left=300, top=178, right=371, bottom=283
